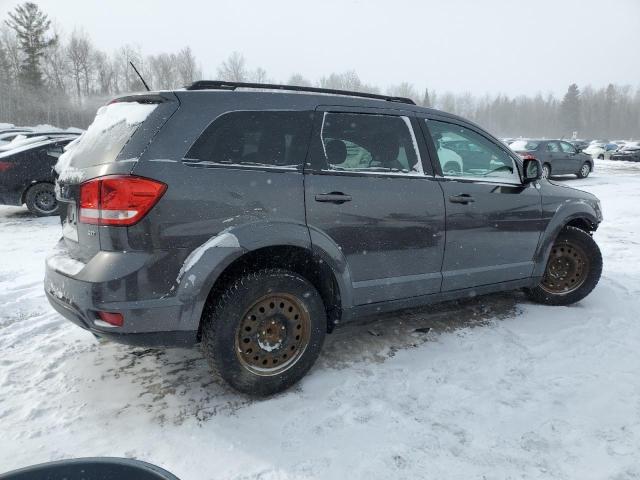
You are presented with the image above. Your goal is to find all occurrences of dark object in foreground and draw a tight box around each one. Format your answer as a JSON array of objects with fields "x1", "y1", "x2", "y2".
[
  {"x1": 0, "y1": 457, "x2": 179, "y2": 480},
  {"x1": 45, "y1": 81, "x2": 604, "y2": 396}
]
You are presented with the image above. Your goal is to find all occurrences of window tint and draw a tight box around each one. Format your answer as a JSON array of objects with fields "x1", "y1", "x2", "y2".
[
  {"x1": 559, "y1": 142, "x2": 576, "y2": 153},
  {"x1": 546, "y1": 142, "x2": 561, "y2": 152},
  {"x1": 426, "y1": 120, "x2": 520, "y2": 183},
  {"x1": 316, "y1": 113, "x2": 423, "y2": 174},
  {"x1": 186, "y1": 111, "x2": 314, "y2": 168}
]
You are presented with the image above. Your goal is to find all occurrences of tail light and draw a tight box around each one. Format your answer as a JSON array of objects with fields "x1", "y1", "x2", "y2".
[
  {"x1": 0, "y1": 161, "x2": 14, "y2": 172},
  {"x1": 519, "y1": 154, "x2": 536, "y2": 161},
  {"x1": 79, "y1": 175, "x2": 166, "y2": 226}
]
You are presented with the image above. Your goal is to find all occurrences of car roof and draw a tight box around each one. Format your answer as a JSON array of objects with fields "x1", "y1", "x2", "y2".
[{"x1": 0, "y1": 135, "x2": 76, "y2": 158}]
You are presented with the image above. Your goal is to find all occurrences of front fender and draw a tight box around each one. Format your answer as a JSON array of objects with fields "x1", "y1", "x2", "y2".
[{"x1": 533, "y1": 196, "x2": 600, "y2": 277}]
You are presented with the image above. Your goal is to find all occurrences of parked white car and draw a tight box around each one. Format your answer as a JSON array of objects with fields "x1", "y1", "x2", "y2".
[{"x1": 584, "y1": 142, "x2": 619, "y2": 160}]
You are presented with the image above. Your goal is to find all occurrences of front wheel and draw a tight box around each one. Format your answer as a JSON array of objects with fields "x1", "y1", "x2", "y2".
[
  {"x1": 201, "y1": 269, "x2": 326, "y2": 396},
  {"x1": 525, "y1": 226, "x2": 602, "y2": 306},
  {"x1": 577, "y1": 162, "x2": 591, "y2": 178},
  {"x1": 25, "y1": 183, "x2": 58, "y2": 216}
]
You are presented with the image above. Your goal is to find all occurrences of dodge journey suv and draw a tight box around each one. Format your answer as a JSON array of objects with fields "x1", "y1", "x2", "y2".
[{"x1": 45, "y1": 81, "x2": 603, "y2": 396}]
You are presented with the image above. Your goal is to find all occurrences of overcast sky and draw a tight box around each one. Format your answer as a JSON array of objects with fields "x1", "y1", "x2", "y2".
[{"x1": 1, "y1": 0, "x2": 638, "y2": 96}]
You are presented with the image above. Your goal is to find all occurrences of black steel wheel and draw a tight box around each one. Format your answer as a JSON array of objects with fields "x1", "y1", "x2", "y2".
[
  {"x1": 201, "y1": 269, "x2": 326, "y2": 396},
  {"x1": 235, "y1": 292, "x2": 312, "y2": 376},
  {"x1": 525, "y1": 226, "x2": 602, "y2": 305},
  {"x1": 25, "y1": 183, "x2": 59, "y2": 216}
]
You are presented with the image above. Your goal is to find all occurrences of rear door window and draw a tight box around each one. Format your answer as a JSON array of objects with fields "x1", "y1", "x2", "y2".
[
  {"x1": 185, "y1": 111, "x2": 314, "y2": 168},
  {"x1": 546, "y1": 142, "x2": 561, "y2": 152},
  {"x1": 313, "y1": 112, "x2": 423, "y2": 175}
]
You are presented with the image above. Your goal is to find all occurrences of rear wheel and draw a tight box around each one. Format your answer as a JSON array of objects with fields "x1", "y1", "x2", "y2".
[
  {"x1": 25, "y1": 183, "x2": 58, "y2": 216},
  {"x1": 597, "y1": 154, "x2": 604, "y2": 160},
  {"x1": 541, "y1": 163, "x2": 551, "y2": 179},
  {"x1": 577, "y1": 162, "x2": 591, "y2": 178},
  {"x1": 525, "y1": 226, "x2": 602, "y2": 306},
  {"x1": 201, "y1": 268, "x2": 326, "y2": 396}
]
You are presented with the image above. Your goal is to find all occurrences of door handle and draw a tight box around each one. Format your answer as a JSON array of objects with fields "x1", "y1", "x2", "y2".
[
  {"x1": 315, "y1": 192, "x2": 352, "y2": 204},
  {"x1": 449, "y1": 194, "x2": 475, "y2": 204}
]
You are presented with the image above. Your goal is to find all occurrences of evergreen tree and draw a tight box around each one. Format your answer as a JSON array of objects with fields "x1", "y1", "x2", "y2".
[
  {"x1": 422, "y1": 88, "x2": 431, "y2": 107},
  {"x1": 560, "y1": 83, "x2": 581, "y2": 136},
  {"x1": 4, "y1": 2, "x2": 56, "y2": 89}
]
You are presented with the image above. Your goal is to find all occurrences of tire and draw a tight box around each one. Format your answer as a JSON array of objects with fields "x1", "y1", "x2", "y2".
[
  {"x1": 577, "y1": 162, "x2": 591, "y2": 179},
  {"x1": 25, "y1": 183, "x2": 58, "y2": 216},
  {"x1": 541, "y1": 163, "x2": 551, "y2": 179},
  {"x1": 597, "y1": 154, "x2": 604, "y2": 160},
  {"x1": 201, "y1": 268, "x2": 327, "y2": 396},
  {"x1": 525, "y1": 226, "x2": 602, "y2": 306}
]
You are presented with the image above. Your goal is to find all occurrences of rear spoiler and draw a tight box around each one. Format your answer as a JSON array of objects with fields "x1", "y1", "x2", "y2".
[{"x1": 109, "y1": 94, "x2": 169, "y2": 105}]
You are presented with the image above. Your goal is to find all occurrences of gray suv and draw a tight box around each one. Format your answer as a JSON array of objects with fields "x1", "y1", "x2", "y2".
[{"x1": 45, "y1": 82, "x2": 603, "y2": 395}]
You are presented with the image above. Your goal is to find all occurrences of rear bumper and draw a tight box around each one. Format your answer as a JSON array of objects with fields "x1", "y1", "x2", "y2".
[{"x1": 44, "y1": 245, "x2": 199, "y2": 348}]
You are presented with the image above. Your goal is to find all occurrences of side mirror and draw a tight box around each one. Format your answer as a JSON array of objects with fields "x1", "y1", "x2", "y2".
[
  {"x1": 523, "y1": 158, "x2": 542, "y2": 183},
  {"x1": 0, "y1": 458, "x2": 180, "y2": 480}
]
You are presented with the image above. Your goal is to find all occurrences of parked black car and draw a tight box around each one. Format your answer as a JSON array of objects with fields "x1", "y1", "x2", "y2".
[
  {"x1": 509, "y1": 139, "x2": 594, "y2": 178},
  {"x1": 0, "y1": 136, "x2": 77, "y2": 215},
  {"x1": 45, "y1": 82, "x2": 603, "y2": 396},
  {"x1": 611, "y1": 143, "x2": 640, "y2": 162}
]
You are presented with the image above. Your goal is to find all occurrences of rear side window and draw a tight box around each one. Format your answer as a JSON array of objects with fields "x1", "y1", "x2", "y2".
[
  {"x1": 186, "y1": 111, "x2": 314, "y2": 168},
  {"x1": 56, "y1": 102, "x2": 157, "y2": 173}
]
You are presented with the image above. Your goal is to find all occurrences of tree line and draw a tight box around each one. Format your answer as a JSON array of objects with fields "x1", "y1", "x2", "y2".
[{"x1": 1, "y1": 2, "x2": 639, "y2": 140}]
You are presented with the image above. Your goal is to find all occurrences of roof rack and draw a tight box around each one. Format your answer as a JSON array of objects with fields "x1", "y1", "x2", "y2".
[{"x1": 185, "y1": 80, "x2": 416, "y2": 105}]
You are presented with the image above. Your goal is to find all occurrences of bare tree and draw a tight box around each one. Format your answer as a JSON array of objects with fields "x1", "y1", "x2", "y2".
[
  {"x1": 288, "y1": 73, "x2": 311, "y2": 87},
  {"x1": 387, "y1": 82, "x2": 417, "y2": 101},
  {"x1": 250, "y1": 66, "x2": 268, "y2": 83},
  {"x1": 319, "y1": 70, "x2": 378, "y2": 93},
  {"x1": 66, "y1": 29, "x2": 93, "y2": 99},
  {"x1": 217, "y1": 51, "x2": 247, "y2": 82},
  {"x1": 93, "y1": 50, "x2": 113, "y2": 95},
  {"x1": 176, "y1": 46, "x2": 199, "y2": 85},
  {"x1": 149, "y1": 52, "x2": 177, "y2": 89}
]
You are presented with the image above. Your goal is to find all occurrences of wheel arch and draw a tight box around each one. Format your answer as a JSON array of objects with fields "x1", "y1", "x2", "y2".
[
  {"x1": 196, "y1": 245, "x2": 345, "y2": 339},
  {"x1": 533, "y1": 209, "x2": 600, "y2": 278}
]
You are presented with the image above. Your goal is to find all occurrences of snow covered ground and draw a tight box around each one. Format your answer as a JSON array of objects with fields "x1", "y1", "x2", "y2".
[{"x1": 1, "y1": 160, "x2": 640, "y2": 479}]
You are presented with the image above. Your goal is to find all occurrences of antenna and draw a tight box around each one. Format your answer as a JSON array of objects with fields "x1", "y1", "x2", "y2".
[{"x1": 129, "y1": 61, "x2": 150, "y2": 92}]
